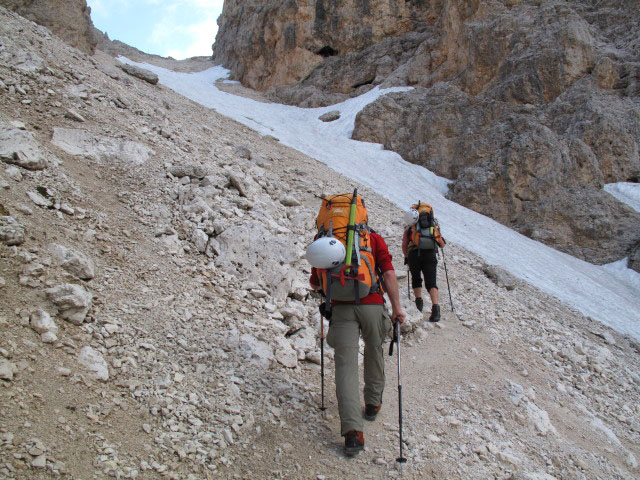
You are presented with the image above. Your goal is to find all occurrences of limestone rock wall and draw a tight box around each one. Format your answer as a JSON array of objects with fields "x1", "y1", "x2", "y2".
[
  {"x1": 212, "y1": 0, "x2": 445, "y2": 91},
  {"x1": 0, "y1": 0, "x2": 98, "y2": 54}
]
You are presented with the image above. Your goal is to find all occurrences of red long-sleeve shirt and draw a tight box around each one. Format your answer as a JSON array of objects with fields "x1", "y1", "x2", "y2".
[{"x1": 310, "y1": 232, "x2": 394, "y2": 305}]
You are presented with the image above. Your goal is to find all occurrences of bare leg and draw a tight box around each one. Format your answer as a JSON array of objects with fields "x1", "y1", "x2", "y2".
[
  {"x1": 413, "y1": 287, "x2": 422, "y2": 299},
  {"x1": 428, "y1": 287, "x2": 439, "y2": 305}
]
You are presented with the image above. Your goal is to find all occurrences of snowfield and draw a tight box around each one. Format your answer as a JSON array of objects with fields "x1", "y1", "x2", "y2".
[
  {"x1": 120, "y1": 58, "x2": 640, "y2": 340},
  {"x1": 605, "y1": 182, "x2": 640, "y2": 214}
]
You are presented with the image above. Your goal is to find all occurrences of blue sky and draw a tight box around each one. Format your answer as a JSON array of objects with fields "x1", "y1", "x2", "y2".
[{"x1": 87, "y1": 0, "x2": 224, "y2": 59}]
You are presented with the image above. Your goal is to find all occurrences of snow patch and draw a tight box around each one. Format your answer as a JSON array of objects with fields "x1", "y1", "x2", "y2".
[{"x1": 604, "y1": 182, "x2": 640, "y2": 212}]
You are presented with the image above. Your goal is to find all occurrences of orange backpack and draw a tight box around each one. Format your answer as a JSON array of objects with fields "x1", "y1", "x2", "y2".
[
  {"x1": 315, "y1": 193, "x2": 379, "y2": 302},
  {"x1": 408, "y1": 202, "x2": 437, "y2": 250}
]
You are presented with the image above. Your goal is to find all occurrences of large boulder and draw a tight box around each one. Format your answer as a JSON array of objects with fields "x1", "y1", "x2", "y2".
[
  {"x1": 352, "y1": 82, "x2": 640, "y2": 267},
  {"x1": 51, "y1": 128, "x2": 154, "y2": 166},
  {"x1": 213, "y1": 220, "x2": 299, "y2": 301},
  {"x1": 48, "y1": 243, "x2": 95, "y2": 280},
  {"x1": 77, "y1": 346, "x2": 109, "y2": 381},
  {"x1": 0, "y1": 127, "x2": 50, "y2": 171},
  {"x1": 46, "y1": 283, "x2": 93, "y2": 325}
]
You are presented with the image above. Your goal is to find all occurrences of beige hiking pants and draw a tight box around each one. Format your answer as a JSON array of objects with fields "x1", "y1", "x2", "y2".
[{"x1": 326, "y1": 304, "x2": 392, "y2": 435}]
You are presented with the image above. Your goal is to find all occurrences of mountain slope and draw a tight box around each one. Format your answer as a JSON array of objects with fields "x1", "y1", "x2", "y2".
[{"x1": 0, "y1": 6, "x2": 639, "y2": 480}]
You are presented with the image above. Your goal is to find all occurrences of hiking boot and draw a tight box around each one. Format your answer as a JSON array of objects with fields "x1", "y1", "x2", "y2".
[
  {"x1": 364, "y1": 403, "x2": 381, "y2": 421},
  {"x1": 429, "y1": 304, "x2": 441, "y2": 322},
  {"x1": 344, "y1": 430, "x2": 365, "y2": 456},
  {"x1": 415, "y1": 297, "x2": 424, "y2": 312}
]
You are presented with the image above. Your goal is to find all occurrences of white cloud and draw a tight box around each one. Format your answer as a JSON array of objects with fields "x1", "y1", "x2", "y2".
[
  {"x1": 89, "y1": 0, "x2": 224, "y2": 59},
  {"x1": 164, "y1": 18, "x2": 219, "y2": 59},
  {"x1": 149, "y1": 1, "x2": 223, "y2": 59},
  {"x1": 87, "y1": 0, "x2": 109, "y2": 18}
]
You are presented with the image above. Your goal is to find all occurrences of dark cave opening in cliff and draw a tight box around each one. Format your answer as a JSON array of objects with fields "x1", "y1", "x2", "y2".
[
  {"x1": 317, "y1": 45, "x2": 338, "y2": 57},
  {"x1": 352, "y1": 78, "x2": 374, "y2": 89}
]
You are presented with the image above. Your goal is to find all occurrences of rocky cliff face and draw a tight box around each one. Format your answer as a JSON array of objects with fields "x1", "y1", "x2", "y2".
[
  {"x1": 212, "y1": 0, "x2": 445, "y2": 91},
  {"x1": 213, "y1": 0, "x2": 640, "y2": 270},
  {"x1": 0, "y1": 0, "x2": 98, "y2": 54}
]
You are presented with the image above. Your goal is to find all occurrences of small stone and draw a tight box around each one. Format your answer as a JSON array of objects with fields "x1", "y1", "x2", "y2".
[
  {"x1": 30, "y1": 309, "x2": 57, "y2": 334},
  {"x1": 41, "y1": 331, "x2": 58, "y2": 343},
  {"x1": 318, "y1": 110, "x2": 341, "y2": 122},
  {"x1": 27, "y1": 191, "x2": 53, "y2": 208},
  {"x1": 64, "y1": 109, "x2": 86, "y2": 122},
  {"x1": 31, "y1": 455, "x2": 47, "y2": 468},
  {"x1": 0, "y1": 359, "x2": 16, "y2": 380},
  {"x1": 446, "y1": 416, "x2": 461, "y2": 427},
  {"x1": 497, "y1": 450, "x2": 520, "y2": 466},
  {"x1": 15, "y1": 205, "x2": 33, "y2": 215},
  {"x1": 4, "y1": 165, "x2": 22, "y2": 181},
  {"x1": 233, "y1": 145, "x2": 251, "y2": 160},
  {"x1": 280, "y1": 195, "x2": 301, "y2": 207},
  {"x1": 77, "y1": 346, "x2": 109, "y2": 381}
]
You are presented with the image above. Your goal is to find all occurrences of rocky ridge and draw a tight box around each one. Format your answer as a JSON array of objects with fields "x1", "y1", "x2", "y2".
[
  {"x1": 213, "y1": 0, "x2": 640, "y2": 271},
  {"x1": 1, "y1": 6, "x2": 639, "y2": 480},
  {"x1": 0, "y1": 0, "x2": 98, "y2": 54}
]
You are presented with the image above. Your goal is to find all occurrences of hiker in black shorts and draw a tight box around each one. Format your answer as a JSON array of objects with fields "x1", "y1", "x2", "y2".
[{"x1": 401, "y1": 204, "x2": 446, "y2": 322}]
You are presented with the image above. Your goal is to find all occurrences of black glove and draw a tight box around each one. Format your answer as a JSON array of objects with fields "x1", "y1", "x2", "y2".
[
  {"x1": 319, "y1": 303, "x2": 332, "y2": 320},
  {"x1": 403, "y1": 256, "x2": 408, "y2": 265}
]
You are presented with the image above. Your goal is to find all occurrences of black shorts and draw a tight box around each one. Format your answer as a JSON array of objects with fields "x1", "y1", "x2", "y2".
[{"x1": 408, "y1": 248, "x2": 438, "y2": 290}]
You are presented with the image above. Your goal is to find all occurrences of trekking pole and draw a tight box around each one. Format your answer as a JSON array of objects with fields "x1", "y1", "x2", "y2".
[
  {"x1": 441, "y1": 247, "x2": 454, "y2": 313},
  {"x1": 320, "y1": 316, "x2": 326, "y2": 411},
  {"x1": 389, "y1": 321, "x2": 407, "y2": 463},
  {"x1": 317, "y1": 297, "x2": 330, "y2": 411},
  {"x1": 407, "y1": 267, "x2": 411, "y2": 300},
  {"x1": 441, "y1": 247, "x2": 464, "y2": 322}
]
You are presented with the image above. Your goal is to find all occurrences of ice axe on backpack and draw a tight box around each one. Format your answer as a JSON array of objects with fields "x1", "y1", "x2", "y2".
[{"x1": 344, "y1": 189, "x2": 357, "y2": 262}]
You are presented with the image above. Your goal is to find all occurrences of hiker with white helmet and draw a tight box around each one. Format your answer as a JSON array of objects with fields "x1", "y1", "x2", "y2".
[
  {"x1": 306, "y1": 190, "x2": 406, "y2": 457},
  {"x1": 402, "y1": 202, "x2": 446, "y2": 322}
]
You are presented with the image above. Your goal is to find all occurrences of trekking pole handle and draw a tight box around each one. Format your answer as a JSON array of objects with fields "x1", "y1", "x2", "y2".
[
  {"x1": 396, "y1": 322, "x2": 402, "y2": 378},
  {"x1": 389, "y1": 322, "x2": 398, "y2": 356}
]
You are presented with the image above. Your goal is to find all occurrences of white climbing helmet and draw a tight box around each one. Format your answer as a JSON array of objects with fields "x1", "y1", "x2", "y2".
[
  {"x1": 305, "y1": 237, "x2": 346, "y2": 269},
  {"x1": 403, "y1": 209, "x2": 419, "y2": 226}
]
